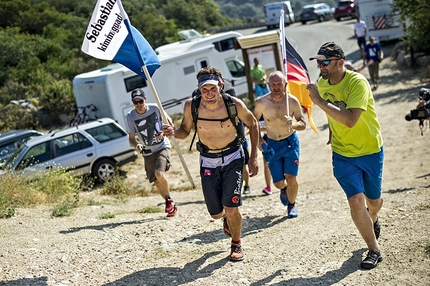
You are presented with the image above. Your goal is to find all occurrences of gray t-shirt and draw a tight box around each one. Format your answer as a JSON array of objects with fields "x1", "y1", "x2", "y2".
[{"x1": 126, "y1": 104, "x2": 171, "y2": 156}]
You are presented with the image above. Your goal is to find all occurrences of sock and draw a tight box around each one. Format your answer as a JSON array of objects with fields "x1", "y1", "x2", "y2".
[{"x1": 231, "y1": 240, "x2": 241, "y2": 245}]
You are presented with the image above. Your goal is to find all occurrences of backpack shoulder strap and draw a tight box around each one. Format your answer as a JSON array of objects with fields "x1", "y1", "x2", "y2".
[{"x1": 189, "y1": 95, "x2": 201, "y2": 151}]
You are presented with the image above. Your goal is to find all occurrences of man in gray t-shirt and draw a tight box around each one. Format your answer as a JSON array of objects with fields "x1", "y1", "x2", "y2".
[{"x1": 126, "y1": 88, "x2": 177, "y2": 217}]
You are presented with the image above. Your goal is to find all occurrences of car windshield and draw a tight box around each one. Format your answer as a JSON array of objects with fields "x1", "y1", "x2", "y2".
[
  {"x1": 302, "y1": 7, "x2": 315, "y2": 12},
  {"x1": 2, "y1": 144, "x2": 26, "y2": 170},
  {"x1": 338, "y1": 1, "x2": 352, "y2": 6}
]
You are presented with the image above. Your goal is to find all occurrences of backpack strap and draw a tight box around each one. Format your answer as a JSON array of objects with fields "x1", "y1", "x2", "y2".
[{"x1": 189, "y1": 95, "x2": 201, "y2": 151}]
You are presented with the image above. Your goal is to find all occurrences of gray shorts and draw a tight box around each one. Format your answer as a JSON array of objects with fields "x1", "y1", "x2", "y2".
[{"x1": 143, "y1": 148, "x2": 171, "y2": 183}]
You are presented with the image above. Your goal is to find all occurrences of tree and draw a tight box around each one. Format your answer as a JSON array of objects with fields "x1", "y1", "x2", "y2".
[{"x1": 393, "y1": 0, "x2": 430, "y2": 52}]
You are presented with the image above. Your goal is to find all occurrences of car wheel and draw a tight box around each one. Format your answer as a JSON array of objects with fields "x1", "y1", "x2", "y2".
[
  {"x1": 336, "y1": 17, "x2": 341, "y2": 21},
  {"x1": 318, "y1": 15, "x2": 324, "y2": 22},
  {"x1": 301, "y1": 21, "x2": 306, "y2": 25},
  {"x1": 93, "y1": 159, "x2": 116, "y2": 183}
]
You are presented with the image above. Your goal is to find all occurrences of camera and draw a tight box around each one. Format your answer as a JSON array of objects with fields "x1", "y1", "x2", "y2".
[{"x1": 405, "y1": 87, "x2": 430, "y2": 135}]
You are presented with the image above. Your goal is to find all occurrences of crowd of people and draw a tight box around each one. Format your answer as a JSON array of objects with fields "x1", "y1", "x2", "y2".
[{"x1": 127, "y1": 27, "x2": 385, "y2": 269}]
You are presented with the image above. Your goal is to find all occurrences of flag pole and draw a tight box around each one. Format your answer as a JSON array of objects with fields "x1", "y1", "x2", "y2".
[
  {"x1": 279, "y1": 10, "x2": 290, "y2": 132},
  {"x1": 118, "y1": 1, "x2": 195, "y2": 188},
  {"x1": 142, "y1": 66, "x2": 195, "y2": 188}
]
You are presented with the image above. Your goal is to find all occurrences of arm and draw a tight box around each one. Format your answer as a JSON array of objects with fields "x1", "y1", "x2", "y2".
[
  {"x1": 128, "y1": 132, "x2": 142, "y2": 154},
  {"x1": 163, "y1": 99, "x2": 193, "y2": 139},
  {"x1": 307, "y1": 84, "x2": 362, "y2": 128},
  {"x1": 288, "y1": 95, "x2": 306, "y2": 131},
  {"x1": 234, "y1": 98, "x2": 259, "y2": 177},
  {"x1": 252, "y1": 100, "x2": 265, "y2": 151}
]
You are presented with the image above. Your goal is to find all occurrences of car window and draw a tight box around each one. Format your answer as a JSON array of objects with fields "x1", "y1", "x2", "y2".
[
  {"x1": 0, "y1": 141, "x2": 20, "y2": 163},
  {"x1": 17, "y1": 141, "x2": 52, "y2": 170},
  {"x1": 85, "y1": 123, "x2": 126, "y2": 143},
  {"x1": 54, "y1": 133, "x2": 93, "y2": 157}
]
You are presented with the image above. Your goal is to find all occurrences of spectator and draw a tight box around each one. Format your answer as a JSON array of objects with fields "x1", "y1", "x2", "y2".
[
  {"x1": 363, "y1": 36, "x2": 384, "y2": 91},
  {"x1": 354, "y1": 17, "x2": 367, "y2": 64},
  {"x1": 250, "y1": 58, "x2": 270, "y2": 97}
]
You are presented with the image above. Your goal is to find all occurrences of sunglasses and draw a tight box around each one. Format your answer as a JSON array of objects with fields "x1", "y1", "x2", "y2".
[
  {"x1": 317, "y1": 59, "x2": 339, "y2": 67},
  {"x1": 133, "y1": 100, "x2": 144, "y2": 105}
]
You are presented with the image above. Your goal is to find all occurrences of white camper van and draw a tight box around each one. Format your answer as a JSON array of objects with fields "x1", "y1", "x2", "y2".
[
  {"x1": 356, "y1": 0, "x2": 406, "y2": 42},
  {"x1": 72, "y1": 30, "x2": 247, "y2": 129},
  {"x1": 264, "y1": 1, "x2": 295, "y2": 29}
]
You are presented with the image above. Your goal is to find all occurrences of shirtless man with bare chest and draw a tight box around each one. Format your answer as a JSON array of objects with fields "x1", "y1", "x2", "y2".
[
  {"x1": 164, "y1": 66, "x2": 259, "y2": 261},
  {"x1": 253, "y1": 71, "x2": 306, "y2": 218}
]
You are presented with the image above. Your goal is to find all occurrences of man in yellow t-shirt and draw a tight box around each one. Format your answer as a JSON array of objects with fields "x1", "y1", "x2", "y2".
[{"x1": 307, "y1": 42, "x2": 384, "y2": 270}]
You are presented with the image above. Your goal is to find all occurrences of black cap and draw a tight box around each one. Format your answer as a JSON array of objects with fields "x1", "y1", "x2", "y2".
[
  {"x1": 309, "y1": 42, "x2": 345, "y2": 61},
  {"x1": 131, "y1": 88, "x2": 145, "y2": 100}
]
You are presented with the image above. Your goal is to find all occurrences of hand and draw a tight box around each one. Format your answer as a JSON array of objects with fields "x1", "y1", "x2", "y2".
[
  {"x1": 306, "y1": 83, "x2": 322, "y2": 105},
  {"x1": 247, "y1": 157, "x2": 259, "y2": 177},
  {"x1": 162, "y1": 123, "x2": 175, "y2": 137},
  {"x1": 135, "y1": 144, "x2": 144, "y2": 154}
]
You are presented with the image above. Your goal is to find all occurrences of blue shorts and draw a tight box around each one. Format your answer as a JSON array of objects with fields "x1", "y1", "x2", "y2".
[
  {"x1": 255, "y1": 84, "x2": 270, "y2": 97},
  {"x1": 265, "y1": 132, "x2": 300, "y2": 183},
  {"x1": 200, "y1": 147, "x2": 244, "y2": 215},
  {"x1": 332, "y1": 147, "x2": 384, "y2": 199}
]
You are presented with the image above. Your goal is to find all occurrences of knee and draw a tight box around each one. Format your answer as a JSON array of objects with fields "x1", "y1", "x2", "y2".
[
  {"x1": 348, "y1": 193, "x2": 365, "y2": 210},
  {"x1": 224, "y1": 207, "x2": 239, "y2": 218},
  {"x1": 285, "y1": 175, "x2": 297, "y2": 186},
  {"x1": 273, "y1": 181, "x2": 285, "y2": 189},
  {"x1": 154, "y1": 170, "x2": 165, "y2": 180}
]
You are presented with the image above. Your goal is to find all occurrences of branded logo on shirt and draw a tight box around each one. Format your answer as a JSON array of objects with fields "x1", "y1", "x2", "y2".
[
  {"x1": 231, "y1": 195, "x2": 239, "y2": 204},
  {"x1": 204, "y1": 169, "x2": 211, "y2": 176}
]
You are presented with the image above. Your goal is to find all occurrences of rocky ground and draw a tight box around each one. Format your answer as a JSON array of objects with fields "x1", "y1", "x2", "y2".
[{"x1": 0, "y1": 46, "x2": 429, "y2": 286}]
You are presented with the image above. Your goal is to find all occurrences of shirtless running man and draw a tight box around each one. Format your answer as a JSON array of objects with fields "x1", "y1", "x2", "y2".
[{"x1": 253, "y1": 71, "x2": 306, "y2": 218}]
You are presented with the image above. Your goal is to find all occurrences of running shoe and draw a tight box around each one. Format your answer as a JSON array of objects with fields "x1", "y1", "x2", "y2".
[
  {"x1": 280, "y1": 187, "x2": 289, "y2": 206},
  {"x1": 230, "y1": 242, "x2": 244, "y2": 261},
  {"x1": 374, "y1": 218, "x2": 381, "y2": 240},
  {"x1": 223, "y1": 217, "x2": 231, "y2": 237},
  {"x1": 262, "y1": 186, "x2": 272, "y2": 195},
  {"x1": 361, "y1": 250, "x2": 383, "y2": 269},
  {"x1": 243, "y1": 186, "x2": 250, "y2": 194},
  {"x1": 287, "y1": 203, "x2": 298, "y2": 218},
  {"x1": 165, "y1": 199, "x2": 177, "y2": 217}
]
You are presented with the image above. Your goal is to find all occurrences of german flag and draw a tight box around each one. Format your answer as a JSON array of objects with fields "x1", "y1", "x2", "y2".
[{"x1": 283, "y1": 37, "x2": 318, "y2": 134}]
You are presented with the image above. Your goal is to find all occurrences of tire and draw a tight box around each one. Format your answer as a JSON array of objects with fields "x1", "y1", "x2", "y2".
[
  {"x1": 301, "y1": 21, "x2": 306, "y2": 25},
  {"x1": 93, "y1": 159, "x2": 117, "y2": 183},
  {"x1": 336, "y1": 17, "x2": 341, "y2": 22},
  {"x1": 318, "y1": 15, "x2": 324, "y2": 22}
]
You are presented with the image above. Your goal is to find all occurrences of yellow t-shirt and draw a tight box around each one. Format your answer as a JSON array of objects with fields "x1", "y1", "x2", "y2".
[{"x1": 317, "y1": 70, "x2": 383, "y2": 157}]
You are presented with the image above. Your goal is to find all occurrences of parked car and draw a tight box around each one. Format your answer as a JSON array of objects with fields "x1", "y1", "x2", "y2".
[
  {"x1": 1, "y1": 118, "x2": 137, "y2": 182},
  {"x1": 334, "y1": 0, "x2": 357, "y2": 21},
  {"x1": 0, "y1": 130, "x2": 44, "y2": 166},
  {"x1": 264, "y1": 1, "x2": 295, "y2": 29},
  {"x1": 299, "y1": 3, "x2": 334, "y2": 24}
]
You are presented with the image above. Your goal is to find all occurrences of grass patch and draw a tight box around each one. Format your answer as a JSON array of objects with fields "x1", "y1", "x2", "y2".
[
  {"x1": 98, "y1": 212, "x2": 115, "y2": 219},
  {"x1": 139, "y1": 206, "x2": 163, "y2": 213}
]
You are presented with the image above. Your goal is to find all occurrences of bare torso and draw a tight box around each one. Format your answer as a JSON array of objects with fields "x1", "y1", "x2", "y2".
[
  {"x1": 196, "y1": 99, "x2": 238, "y2": 150},
  {"x1": 258, "y1": 94, "x2": 297, "y2": 140}
]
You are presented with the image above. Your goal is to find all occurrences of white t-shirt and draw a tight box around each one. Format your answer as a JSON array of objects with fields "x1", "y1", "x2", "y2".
[{"x1": 354, "y1": 20, "x2": 367, "y2": 37}]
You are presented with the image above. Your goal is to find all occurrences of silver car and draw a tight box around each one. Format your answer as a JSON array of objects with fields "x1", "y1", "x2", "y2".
[
  {"x1": 299, "y1": 3, "x2": 334, "y2": 24},
  {"x1": 1, "y1": 118, "x2": 137, "y2": 182}
]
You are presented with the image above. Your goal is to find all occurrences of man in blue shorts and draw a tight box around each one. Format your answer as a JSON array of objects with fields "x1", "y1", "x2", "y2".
[
  {"x1": 307, "y1": 42, "x2": 384, "y2": 269},
  {"x1": 164, "y1": 66, "x2": 259, "y2": 261},
  {"x1": 253, "y1": 71, "x2": 306, "y2": 218}
]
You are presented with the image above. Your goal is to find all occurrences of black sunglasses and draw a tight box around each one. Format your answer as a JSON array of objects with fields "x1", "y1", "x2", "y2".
[
  {"x1": 317, "y1": 58, "x2": 339, "y2": 67},
  {"x1": 133, "y1": 100, "x2": 144, "y2": 105}
]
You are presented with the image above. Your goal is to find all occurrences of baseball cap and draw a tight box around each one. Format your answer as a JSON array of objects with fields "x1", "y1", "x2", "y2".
[
  {"x1": 131, "y1": 88, "x2": 145, "y2": 100},
  {"x1": 309, "y1": 42, "x2": 345, "y2": 61},
  {"x1": 197, "y1": 73, "x2": 221, "y2": 88}
]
